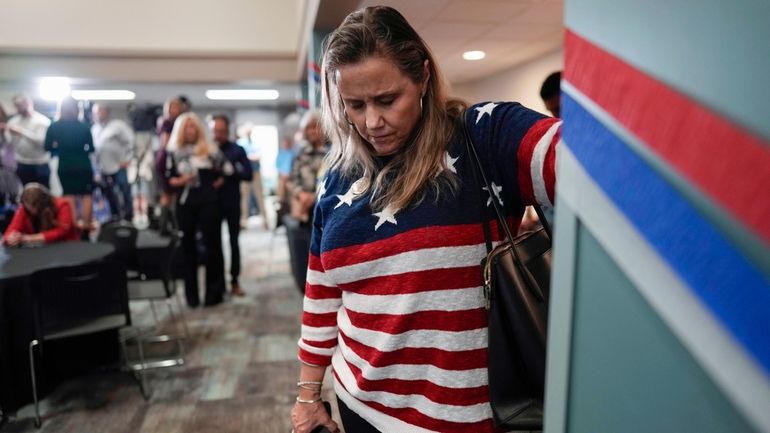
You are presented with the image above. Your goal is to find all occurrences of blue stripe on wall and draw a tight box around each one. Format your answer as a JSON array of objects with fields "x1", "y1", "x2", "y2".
[{"x1": 561, "y1": 92, "x2": 770, "y2": 376}]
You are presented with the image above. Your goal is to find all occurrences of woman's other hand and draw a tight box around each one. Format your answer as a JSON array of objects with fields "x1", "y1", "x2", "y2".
[
  {"x1": 4, "y1": 231, "x2": 22, "y2": 247},
  {"x1": 290, "y1": 400, "x2": 339, "y2": 433}
]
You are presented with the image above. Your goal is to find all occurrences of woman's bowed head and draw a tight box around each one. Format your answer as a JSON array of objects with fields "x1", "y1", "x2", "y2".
[
  {"x1": 4, "y1": 183, "x2": 80, "y2": 247},
  {"x1": 321, "y1": 5, "x2": 466, "y2": 213}
]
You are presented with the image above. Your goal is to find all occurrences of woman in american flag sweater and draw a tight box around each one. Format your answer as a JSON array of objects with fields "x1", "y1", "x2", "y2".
[{"x1": 291, "y1": 6, "x2": 560, "y2": 433}]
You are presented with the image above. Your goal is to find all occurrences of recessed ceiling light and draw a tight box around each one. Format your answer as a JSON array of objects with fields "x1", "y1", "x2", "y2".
[
  {"x1": 205, "y1": 89, "x2": 279, "y2": 100},
  {"x1": 71, "y1": 90, "x2": 136, "y2": 101},
  {"x1": 462, "y1": 50, "x2": 486, "y2": 61},
  {"x1": 39, "y1": 77, "x2": 71, "y2": 101}
]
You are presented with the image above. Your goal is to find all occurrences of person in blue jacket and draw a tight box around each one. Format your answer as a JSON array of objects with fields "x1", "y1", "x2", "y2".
[{"x1": 208, "y1": 113, "x2": 253, "y2": 296}]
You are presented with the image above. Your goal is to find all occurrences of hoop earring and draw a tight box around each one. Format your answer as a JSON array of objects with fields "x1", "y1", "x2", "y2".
[{"x1": 420, "y1": 96, "x2": 424, "y2": 117}]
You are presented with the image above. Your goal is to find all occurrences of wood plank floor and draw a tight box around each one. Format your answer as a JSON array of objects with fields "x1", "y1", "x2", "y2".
[{"x1": 1, "y1": 223, "x2": 339, "y2": 433}]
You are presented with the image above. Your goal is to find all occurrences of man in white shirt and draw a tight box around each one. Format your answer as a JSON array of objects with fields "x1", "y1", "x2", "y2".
[
  {"x1": 0, "y1": 95, "x2": 51, "y2": 187},
  {"x1": 91, "y1": 103, "x2": 135, "y2": 221}
]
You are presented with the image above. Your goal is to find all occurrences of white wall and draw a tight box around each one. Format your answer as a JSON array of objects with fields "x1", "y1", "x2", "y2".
[
  {"x1": 452, "y1": 49, "x2": 564, "y2": 116},
  {"x1": 0, "y1": 0, "x2": 301, "y2": 55}
]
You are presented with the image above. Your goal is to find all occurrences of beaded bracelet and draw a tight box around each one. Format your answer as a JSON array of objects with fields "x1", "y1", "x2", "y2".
[{"x1": 295, "y1": 395, "x2": 323, "y2": 404}]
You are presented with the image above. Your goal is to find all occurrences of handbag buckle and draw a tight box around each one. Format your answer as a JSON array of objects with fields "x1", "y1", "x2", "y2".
[{"x1": 482, "y1": 256, "x2": 493, "y2": 310}]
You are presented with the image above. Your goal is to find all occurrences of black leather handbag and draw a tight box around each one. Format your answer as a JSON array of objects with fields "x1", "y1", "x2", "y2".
[{"x1": 462, "y1": 116, "x2": 552, "y2": 431}]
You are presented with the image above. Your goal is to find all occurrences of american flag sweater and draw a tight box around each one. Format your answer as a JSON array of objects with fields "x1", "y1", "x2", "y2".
[{"x1": 299, "y1": 102, "x2": 561, "y2": 433}]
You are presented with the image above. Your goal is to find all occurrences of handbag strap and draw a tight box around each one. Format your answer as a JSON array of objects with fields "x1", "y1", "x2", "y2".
[
  {"x1": 460, "y1": 112, "x2": 515, "y2": 250},
  {"x1": 461, "y1": 115, "x2": 494, "y2": 253},
  {"x1": 460, "y1": 112, "x2": 552, "y2": 246},
  {"x1": 533, "y1": 205, "x2": 552, "y2": 240}
]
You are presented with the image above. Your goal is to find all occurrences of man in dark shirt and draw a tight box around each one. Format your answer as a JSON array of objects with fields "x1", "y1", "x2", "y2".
[{"x1": 208, "y1": 113, "x2": 253, "y2": 296}]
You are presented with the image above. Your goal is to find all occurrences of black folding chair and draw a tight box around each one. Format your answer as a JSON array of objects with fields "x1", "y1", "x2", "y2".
[
  {"x1": 28, "y1": 261, "x2": 147, "y2": 428},
  {"x1": 97, "y1": 220, "x2": 139, "y2": 274},
  {"x1": 127, "y1": 232, "x2": 187, "y2": 369}
]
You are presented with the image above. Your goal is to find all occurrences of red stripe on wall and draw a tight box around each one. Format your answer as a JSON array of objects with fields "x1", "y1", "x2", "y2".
[{"x1": 564, "y1": 29, "x2": 770, "y2": 244}]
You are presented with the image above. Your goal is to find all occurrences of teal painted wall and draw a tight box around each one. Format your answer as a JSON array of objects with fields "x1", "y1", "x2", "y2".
[{"x1": 566, "y1": 226, "x2": 757, "y2": 433}]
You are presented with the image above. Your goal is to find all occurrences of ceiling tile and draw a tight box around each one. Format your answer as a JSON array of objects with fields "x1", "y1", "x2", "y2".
[
  {"x1": 358, "y1": 0, "x2": 450, "y2": 28},
  {"x1": 509, "y1": 2, "x2": 564, "y2": 25},
  {"x1": 435, "y1": 0, "x2": 533, "y2": 23},
  {"x1": 420, "y1": 22, "x2": 492, "y2": 41},
  {"x1": 484, "y1": 22, "x2": 561, "y2": 42}
]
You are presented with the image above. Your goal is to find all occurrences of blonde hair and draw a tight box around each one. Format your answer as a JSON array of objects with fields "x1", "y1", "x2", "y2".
[
  {"x1": 170, "y1": 112, "x2": 213, "y2": 157},
  {"x1": 321, "y1": 6, "x2": 466, "y2": 211}
]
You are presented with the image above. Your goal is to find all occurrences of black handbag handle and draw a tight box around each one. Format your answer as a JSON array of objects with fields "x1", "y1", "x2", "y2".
[{"x1": 460, "y1": 112, "x2": 552, "y2": 245}]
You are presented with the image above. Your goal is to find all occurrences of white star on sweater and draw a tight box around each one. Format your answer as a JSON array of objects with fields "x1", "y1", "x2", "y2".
[
  {"x1": 483, "y1": 182, "x2": 504, "y2": 207},
  {"x1": 475, "y1": 102, "x2": 498, "y2": 124},
  {"x1": 335, "y1": 187, "x2": 356, "y2": 209},
  {"x1": 373, "y1": 205, "x2": 399, "y2": 231},
  {"x1": 317, "y1": 178, "x2": 327, "y2": 198},
  {"x1": 334, "y1": 177, "x2": 366, "y2": 209},
  {"x1": 445, "y1": 152, "x2": 458, "y2": 174}
]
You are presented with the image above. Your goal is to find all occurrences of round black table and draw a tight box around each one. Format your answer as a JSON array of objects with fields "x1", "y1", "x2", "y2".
[
  {"x1": 136, "y1": 229, "x2": 171, "y2": 251},
  {"x1": 0, "y1": 241, "x2": 115, "y2": 415},
  {"x1": 0, "y1": 241, "x2": 115, "y2": 281}
]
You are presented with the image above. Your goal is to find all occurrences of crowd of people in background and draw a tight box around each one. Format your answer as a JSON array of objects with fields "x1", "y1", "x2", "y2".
[
  {"x1": 0, "y1": 73, "x2": 561, "y2": 308},
  {"x1": 0, "y1": 66, "x2": 561, "y2": 307},
  {"x1": 0, "y1": 92, "x2": 331, "y2": 304}
]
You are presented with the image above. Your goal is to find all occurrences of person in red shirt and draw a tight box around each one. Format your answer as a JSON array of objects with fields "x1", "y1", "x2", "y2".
[{"x1": 3, "y1": 183, "x2": 80, "y2": 246}]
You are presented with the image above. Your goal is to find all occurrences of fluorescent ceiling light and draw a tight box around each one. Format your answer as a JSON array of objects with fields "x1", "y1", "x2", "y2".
[
  {"x1": 205, "y1": 89, "x2": 279, "y2": 100},
  {"x1": 39, "y1": 77, "x2": 71, "y2": 101},
  {"x1": 71, "y1": 90, "x2": 136, "y2": 101},
  {"x1": 462, "y1": 50, "x2": 486, "y2": 61}
]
